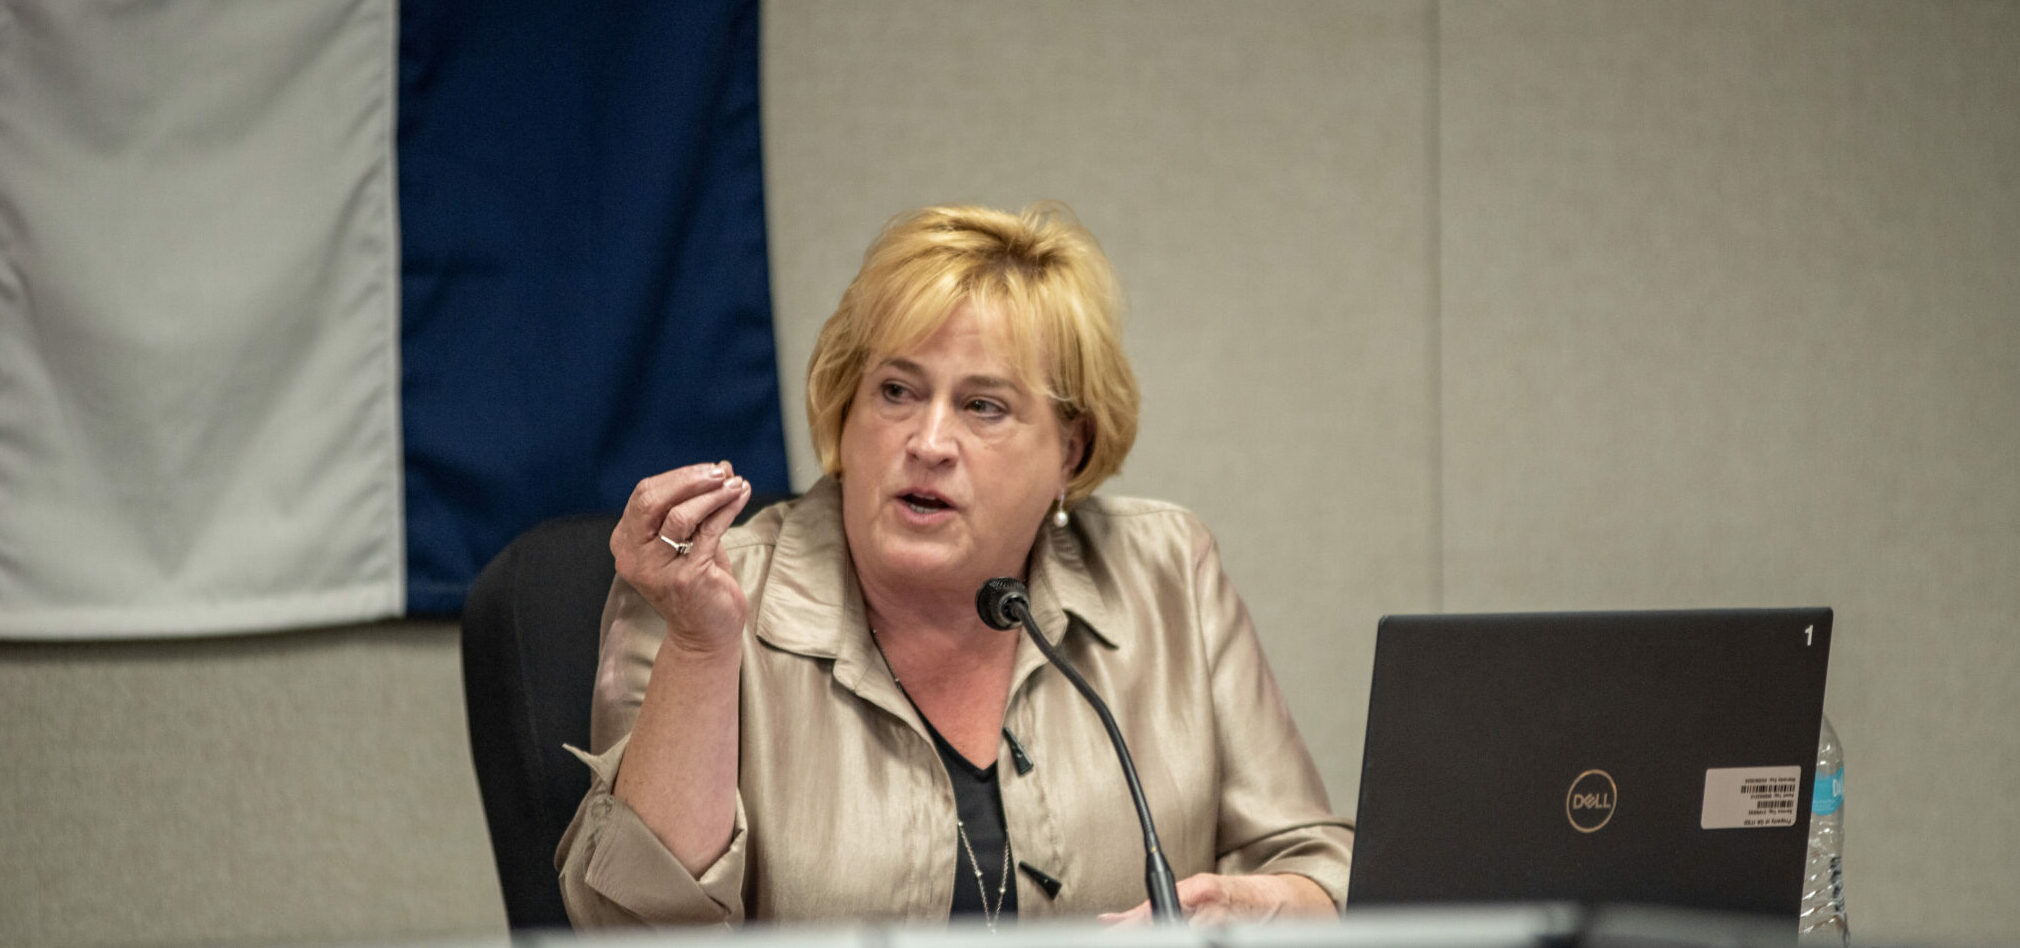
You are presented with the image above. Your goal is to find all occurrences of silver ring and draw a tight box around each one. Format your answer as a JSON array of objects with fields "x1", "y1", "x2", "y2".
[{"x1": 659, "y1": 535, "x2": 695, "y2": 556}]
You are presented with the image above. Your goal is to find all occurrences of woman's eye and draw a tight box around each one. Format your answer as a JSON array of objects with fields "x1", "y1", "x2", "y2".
[
  {"x1": 967, "y1": 398, "x2": 1007, "y2": 417},
  {"x1": 880, "y1": 381, "x2": 909, "y2": 401}
]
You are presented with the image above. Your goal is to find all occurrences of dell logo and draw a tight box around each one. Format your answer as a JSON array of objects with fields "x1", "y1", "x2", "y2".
[{"x1": 1566, "y1": 769, "x2": 1618, "y2": 833}]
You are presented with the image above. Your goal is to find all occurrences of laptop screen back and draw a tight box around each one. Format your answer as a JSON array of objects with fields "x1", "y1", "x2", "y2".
[{"x1": 1345, "y1": 608, "x2": 1832, "y2": 918}]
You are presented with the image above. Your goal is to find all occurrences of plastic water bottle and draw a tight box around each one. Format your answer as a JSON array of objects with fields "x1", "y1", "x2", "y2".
[{"x1": 1799, "y1": 715, "x2": 1848, "y2": 945}]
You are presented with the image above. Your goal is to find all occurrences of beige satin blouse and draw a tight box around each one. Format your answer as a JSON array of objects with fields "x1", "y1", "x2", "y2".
[{"x1": 555, "y1": 477, "x2": 1353, "y2": 927}]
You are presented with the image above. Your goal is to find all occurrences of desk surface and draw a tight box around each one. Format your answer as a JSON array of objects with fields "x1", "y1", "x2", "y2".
[{"x1": 466, "y1": 905, "x2": 1800, "y2": 948}]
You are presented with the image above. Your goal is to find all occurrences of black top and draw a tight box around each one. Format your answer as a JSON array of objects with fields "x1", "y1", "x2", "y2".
[{"x1": 920, "y1": 717, "x2": 1019, "y2": 921}]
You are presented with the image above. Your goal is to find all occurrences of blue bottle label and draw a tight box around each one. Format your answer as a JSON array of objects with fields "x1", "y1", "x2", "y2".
[{"x1": 1812, "y1": 765, "x2": 1844, "y2": 816}]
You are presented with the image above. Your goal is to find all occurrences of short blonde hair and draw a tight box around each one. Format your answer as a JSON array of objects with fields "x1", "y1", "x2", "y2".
[{"x1": 805, "y1": 203, "x2": 1139, "y2": 504}]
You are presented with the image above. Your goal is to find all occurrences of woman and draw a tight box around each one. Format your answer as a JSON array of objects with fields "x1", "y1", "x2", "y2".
[{"x1": 557, "y1": 203, "x2": 1352, "y2": 927}]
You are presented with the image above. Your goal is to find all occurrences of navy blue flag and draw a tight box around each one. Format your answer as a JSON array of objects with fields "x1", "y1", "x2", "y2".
[{"x1": 397, "y1": 0, "x2": 787, "y2": 614}]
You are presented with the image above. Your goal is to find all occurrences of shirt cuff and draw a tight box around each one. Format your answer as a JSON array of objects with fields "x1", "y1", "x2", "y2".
[
  {"x1": 1219, "y1": 821, "x2": 1355, "y2": 910},
  {"x1": 559, "y1": 737, "x2": 749, "y2": 926}
]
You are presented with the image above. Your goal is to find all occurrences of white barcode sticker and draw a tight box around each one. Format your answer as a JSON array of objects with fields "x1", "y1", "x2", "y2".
[{"x1": 1701, "y1": 766, "x2": 1801, "y2": 829}]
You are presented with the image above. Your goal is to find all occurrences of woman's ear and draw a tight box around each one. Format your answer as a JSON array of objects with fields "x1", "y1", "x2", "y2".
[{"x1": 1060, "y1": 417, "x2": 1091, "y2": 481}]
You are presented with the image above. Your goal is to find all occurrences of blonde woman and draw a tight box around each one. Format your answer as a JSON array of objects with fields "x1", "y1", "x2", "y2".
[{"x1": 558, "y1": 204, "x2": 1352, "y2": 927}]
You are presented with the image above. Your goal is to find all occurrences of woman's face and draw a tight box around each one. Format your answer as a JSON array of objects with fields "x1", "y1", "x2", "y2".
[{"x1": 838, "y1": 301, "x2": 1084, "y2": 597}]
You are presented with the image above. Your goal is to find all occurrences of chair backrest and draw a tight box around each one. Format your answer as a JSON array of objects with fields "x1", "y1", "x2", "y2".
[
  {"x1": 461, "y1": 512, "x2": 621, "y2": 930},
  {"x1": 461, "y1": 496, "x2": 789, "y2": 929}
]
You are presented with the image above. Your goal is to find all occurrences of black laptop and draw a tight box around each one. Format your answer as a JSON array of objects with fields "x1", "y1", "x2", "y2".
[{"x1": 1345, "y1": 608, "x2": 1833, "y2": 921}]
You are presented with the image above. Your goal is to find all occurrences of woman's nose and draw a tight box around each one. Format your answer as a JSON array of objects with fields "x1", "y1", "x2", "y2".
[{"x1": 908, "y1": 401, "x2": 958, "y2": 462}]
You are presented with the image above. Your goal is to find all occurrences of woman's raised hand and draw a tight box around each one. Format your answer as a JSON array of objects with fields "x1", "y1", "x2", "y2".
[
  {"x1": 612, "y1": 461, "x2": 753, "y2": 654},
  {"x1": 609, "y1": 462, "x2": 753, "y2": 875}
]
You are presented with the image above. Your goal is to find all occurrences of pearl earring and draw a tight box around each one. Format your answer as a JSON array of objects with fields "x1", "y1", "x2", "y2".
[{"x1": 1052, "y1": 491, "x2": 1069, "y2": 528}]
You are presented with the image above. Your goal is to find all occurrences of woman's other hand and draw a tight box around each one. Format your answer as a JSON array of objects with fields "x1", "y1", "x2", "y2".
[
  {"x1": 612, "y1": 461, "x2": 753, "y2": 654},
  {"x1": 1098, "y1": 872, "x2": 1336, "y2": 926}
]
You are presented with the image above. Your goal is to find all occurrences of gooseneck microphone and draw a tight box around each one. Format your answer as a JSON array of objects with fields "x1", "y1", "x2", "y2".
[{"x1": 977, "y1": 577, "x2": 1182, "y2": 922}]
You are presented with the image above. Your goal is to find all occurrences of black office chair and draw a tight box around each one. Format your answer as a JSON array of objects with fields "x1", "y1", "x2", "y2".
[
  {"x1": 461, "y1": 498, "x2": 785, "y2": 930},
  {"x1": 460, "y1": 512, "x2": 620, "y2": 930}
]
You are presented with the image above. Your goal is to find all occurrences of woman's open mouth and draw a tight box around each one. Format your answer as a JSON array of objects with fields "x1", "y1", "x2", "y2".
[{"x1": 898, "y1": 492, "x2": 953, "y2": 515}]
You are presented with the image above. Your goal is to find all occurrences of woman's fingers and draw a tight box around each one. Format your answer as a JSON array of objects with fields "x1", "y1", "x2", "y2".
[
  {"x1": 1098, "y1": 875, "x2": 1222, "y2": 927},
  {"x1": 664, "y1": 475, "x2": 751, "y2": 562},
  {"x1": 1097, "y1": 902, "x2": 1151, "y2": 927},
  {"x1": 617, "y1": 461, "x2": 732, "y2": 553},
  {"x1": 654, "y1": 474, "x2": 748, "y2": 561},
  {"x1": 1098, "y1": 873, "x2": 1329, "y2": 927}
]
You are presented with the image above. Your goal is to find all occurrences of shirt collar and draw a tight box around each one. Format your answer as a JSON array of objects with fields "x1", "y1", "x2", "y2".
[{"x1": 1026, "y1": 502, "x2": 1119, "y2": 650}]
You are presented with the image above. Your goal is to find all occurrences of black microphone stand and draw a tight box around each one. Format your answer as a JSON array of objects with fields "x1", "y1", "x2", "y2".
[{"x1": 979, "y1": 579, "x2": 1182, "y2": 922}]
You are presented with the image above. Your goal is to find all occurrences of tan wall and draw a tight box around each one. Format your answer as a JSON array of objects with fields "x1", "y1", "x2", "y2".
[
  {"x1": 1435, "y1": 2, "x2": 2020, "y2": 935},
  {"x1": 1, "y1": 2, "x2": 2013, "y2": 944},
  {"x1": 0, "y1": 623, "x2": 503, "y2": 946}
]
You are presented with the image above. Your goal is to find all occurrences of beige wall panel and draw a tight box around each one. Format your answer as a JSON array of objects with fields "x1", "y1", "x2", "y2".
[
  {"x1": 1440, "y1": 2, "x2": 2020, "y2": 940},
  {"x1": 763, "y1": 0, "x2": 1439, "y2": 808},
  {"x1": 0, "y1": 623, "x2": 506, "y2": 946}
]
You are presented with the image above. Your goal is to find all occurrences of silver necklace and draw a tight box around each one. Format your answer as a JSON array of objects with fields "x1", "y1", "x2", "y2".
[
  {"x1": 869, "y1": 628, "x2": 1012, "y2": 930},
  {"x1": 956, "y1": 817, "x2": 1012, "y2": 931}
]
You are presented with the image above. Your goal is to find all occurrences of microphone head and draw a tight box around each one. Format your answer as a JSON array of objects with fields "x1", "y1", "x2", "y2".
[{"x1": 976, "y1": 577, "x2": 1030, "y2": 630}]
